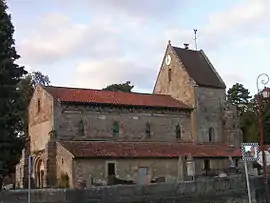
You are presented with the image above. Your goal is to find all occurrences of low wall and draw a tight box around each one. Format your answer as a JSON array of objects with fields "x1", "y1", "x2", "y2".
[{"x1": 0, "y1": 176, "x2": 266, "y2": 203}]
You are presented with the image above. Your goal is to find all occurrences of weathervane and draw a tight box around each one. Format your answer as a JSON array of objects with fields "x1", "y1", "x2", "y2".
[{"x1": 193, "y1": 29, "x2": 198, "y2": 50}]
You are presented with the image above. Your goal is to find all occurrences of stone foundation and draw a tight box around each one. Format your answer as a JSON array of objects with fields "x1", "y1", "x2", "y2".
[{"x1": 0, "y1": 176, "x2": 266, "y2": 203}]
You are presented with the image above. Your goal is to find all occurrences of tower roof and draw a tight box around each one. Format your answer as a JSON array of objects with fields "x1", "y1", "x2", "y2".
[{"x1": 172, "y1": 46, "x2": 226, "y2": 89}]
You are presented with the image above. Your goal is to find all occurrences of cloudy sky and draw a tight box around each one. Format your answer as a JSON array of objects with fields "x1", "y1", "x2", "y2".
[{"x1": 7, "y1": 0, "x2": 270, "y2": 94}]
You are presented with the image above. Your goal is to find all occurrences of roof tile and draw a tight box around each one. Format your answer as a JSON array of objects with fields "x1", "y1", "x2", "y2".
[
  {"x1": 59, "y1": 141, "x2": 241, "y2": 158},
  {"x1": 45, "y1": 86, "x2": 190, "y2": 109}
]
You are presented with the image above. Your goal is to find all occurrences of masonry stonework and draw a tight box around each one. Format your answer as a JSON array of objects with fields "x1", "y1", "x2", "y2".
[
  {"x1": 66, "y1": 156, "x2": 228, "y2": 188},
  {"x1": 194, "y1": 87, "x2": 226, "y2": 143},
  {"x1": 223, "y1": 102, "x2": 243, "y2": 147},
  {"x1": 28, "y1": 85, "x2": 54, "y2": 152},
  {"x1": 53, "y1": 104, "x2": 192, "y2": 142},
  {"x1": 153, "y1": 43, "x2": 241, "y2": 146},
  {"x1": 55, "y1": 142, "x2": 74, "y2": 187},
  {"x1": 73, "y1": 158, "x2": 181, "y2": 187},
  {"x1": 15, "y1": 149, "x2": 26, "y2": 188},
  {"x1": 153, "y1": 45, "x2": 197, "y2": 140},
  {"x1": 1, "y1": 176, "x2": 266, "y2": 203},
  {"x1": 153, "y1": 45, "x2": 196, "y2": 107}
]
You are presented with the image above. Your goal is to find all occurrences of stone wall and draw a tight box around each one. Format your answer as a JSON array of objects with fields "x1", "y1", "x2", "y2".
[
  {"x1": 44, "y1": 141, "x2": 57, "y2": 187},
  {"x1": 72, "y1": 157, "x2": 228, "y2": 188},
  {"x1": 53, "y1": 102, "x2": 192, "y2": 142},
  {"x1": 15, "y1": 149, "x2": 26, "y2": 188},
  {"x1": 194, "y1": 86, "x2": 226, "y2": 143},
  {"x1": 223, "y1": 102, "x2": 243, "y2": 147},
  {"x1": 0, "y1": 176, "x2": 266, "y2": 203},
  {"x1": 153, "y1": 44, "x2": 197, "y2": 140},
  {"x1": 28, "y1": 85, "x2": 54, "y2": 152},
  {"x1": 73, "y1": 158, "x2": 182, "y2": 187},
  {"x1": 153, "y1": 44, "x2": 196, "y2": 107},
  {"x1": 152, "y1": 43, "x2": 243, "y2": 147},
  {"x1": 55, "y1": 142, "x2": 74, "y2": 188}
]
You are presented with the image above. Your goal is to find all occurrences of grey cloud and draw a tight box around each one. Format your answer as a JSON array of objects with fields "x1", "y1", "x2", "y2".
[
  {"x1": 73, "y1": 57, "x2": 158, "y2": 91},
  {"x1": 162, "y1": 0, "x2": 270, "y2": 52},
  {"x1": 200, "y1": 0, "x2": 270, "y2": 50},
  {"x1": 87, "y1": 0, "x2": 191, "y2": 20},
  {"x1": 17, "y1": 13, "x2": 122, "y2": 65}
]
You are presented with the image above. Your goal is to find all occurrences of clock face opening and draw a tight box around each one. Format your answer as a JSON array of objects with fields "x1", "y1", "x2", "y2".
[{"x1": 165, "y1": 55, "x2": 171, "y2": 65}]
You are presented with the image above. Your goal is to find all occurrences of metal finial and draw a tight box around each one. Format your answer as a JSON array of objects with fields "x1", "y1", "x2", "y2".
[
  {"x1": 256, "y1": 73, "x2": 269, "y2": 93},
  {"x1": 193, "y1": 29, "x2": 198, "y2": 50}
]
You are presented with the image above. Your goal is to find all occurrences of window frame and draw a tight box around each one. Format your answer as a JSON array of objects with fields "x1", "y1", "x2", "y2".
[
  {"x1": 175, "y1": 124, "x2": 181, "y2": 139},
  {"x1": 208, "y1": 127, "x2": 214, "y2": 142},
  {"x1": 145, "y1": 122, "x2": 151, "y2": 138},
  {"x1": 113, "y1": 122, "x2": 119, "y2": 137}
]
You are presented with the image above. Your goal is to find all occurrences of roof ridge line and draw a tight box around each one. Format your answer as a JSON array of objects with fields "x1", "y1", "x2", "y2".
[
  {"x1": 199, "y1": 50, "x2": 226, "y2": 89},
  {"x1": 172, "y1": 46, "x2": 199, "y2": 52},
  {"x1": 45, "y1": 85, "x2": 174, "y2": 97}
]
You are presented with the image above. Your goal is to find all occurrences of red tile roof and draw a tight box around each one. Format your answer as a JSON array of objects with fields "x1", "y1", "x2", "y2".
[
  {"x1": 59, "y1": 141, "x2": 241, "y2": 158},
  {"x1": 44, "y1": 86, "x2": 190, "y2": 109}
]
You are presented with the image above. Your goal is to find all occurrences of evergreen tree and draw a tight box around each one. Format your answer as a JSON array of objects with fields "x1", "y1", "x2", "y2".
[
  {"x1": 227, "y1": 83, "x2": 252, "y2": 114},
  {"x1": 0, "y1": 0, "x2": 28, "y2": 189}
]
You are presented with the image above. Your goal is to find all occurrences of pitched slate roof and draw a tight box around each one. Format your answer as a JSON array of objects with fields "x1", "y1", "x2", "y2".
[
  {"x1": 59, "y1": 141, "x2": 241, "y2": 158},
  {"x1": 44, "y1": 86, "x2": 191, "y2": 110},
  {"x1": 172, "y1": 46, "x2": 226, "y2": 89}
]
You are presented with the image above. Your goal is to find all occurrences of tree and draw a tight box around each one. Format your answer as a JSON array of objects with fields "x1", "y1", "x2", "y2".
[
  {"x1": 30, "y1": 71, "x2": 50, "y2": 87},
  {"x1": 240, "y1": 110, "x2": 258, "y2": 142},
  {"x1": 0, "y1": 0, "x2": 28, "y2": 189},
  {"x1": 102, "y1": 81, "x2": 134, "y2": 92},
  {"x1": 18, "y1": 71, "x2": 50, "y2": 107},
  {"x1": 227, "y1": 84, "x2": 270, "y2": 144},
  {"x1": 227, "y1": 83, "x2": 252, "y2": 114},
  {"x1": 226, "y1": 83, "x2": 259, "y2": 143}
]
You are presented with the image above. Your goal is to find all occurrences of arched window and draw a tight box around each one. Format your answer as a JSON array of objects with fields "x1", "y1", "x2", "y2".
[
  {"x1": 113, "y1": 122, "x2": 119, "y2": 137},
  {"x1": 175, "y1": 125, "x2": 181, "y2": 139},
  {"x1": 78, "y1": 119, "x2": 84, "y2": 136},
  {"x1": 168, "y1": 68, "x2": 172, "y2": 82},
  {"x1": 37, "y1": 99, "x2": 41, "y2": 113},
  {"x1": 208, "y1": 127, "x2": 214, "y2": 142},
  {"x1": 145, "y1": 123, "x2": 151, "y2": 138}
]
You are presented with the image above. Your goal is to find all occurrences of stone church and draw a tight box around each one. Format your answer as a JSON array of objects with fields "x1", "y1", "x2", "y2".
[{"x1": 15, "y1": 41, "x2": 242, "y2": 188}]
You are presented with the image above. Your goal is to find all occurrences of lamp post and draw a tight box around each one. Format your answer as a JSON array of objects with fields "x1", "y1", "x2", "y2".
[{"x1": 256, "y1": 73, "x2": 270, "y2": 202}]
